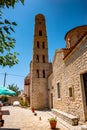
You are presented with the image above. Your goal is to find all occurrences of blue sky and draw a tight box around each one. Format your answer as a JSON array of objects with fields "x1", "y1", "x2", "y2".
[{"x1": 0, "y1": 0, "x2": 87, "y2": 90}]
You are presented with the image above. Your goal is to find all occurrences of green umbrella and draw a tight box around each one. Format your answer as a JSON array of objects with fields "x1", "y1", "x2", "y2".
[{"x1": 0, "y1": 86, "x2": 16, "y2": 96}]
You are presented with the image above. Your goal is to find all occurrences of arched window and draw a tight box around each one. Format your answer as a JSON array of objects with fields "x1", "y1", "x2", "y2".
[
  {"x1": 39, "y1": 30, "x2": 42, "y2": 36},
  {"x1": 37, "y1": 70, "x2": 39, "y2": 78},
  {"x1": 43, "y1": 70, "x2": 45, "y2": 78},
  {"x1": 37, "y1": 41, "x2": 39, "y2": 48},
  {"x1": 42, "y1": 42, "x2": 45, "y2": 49},
  {"x1": 36, "y1": 55, "x2": 39, "y2": 62},
  {"x1": 42, "y1": 55, "x2": 45, "y2": 63}
]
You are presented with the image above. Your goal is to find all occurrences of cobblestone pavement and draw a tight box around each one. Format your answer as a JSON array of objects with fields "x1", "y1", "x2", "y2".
[{"x1": 1, "y1": 106, "x2": 81, "y2": 130}]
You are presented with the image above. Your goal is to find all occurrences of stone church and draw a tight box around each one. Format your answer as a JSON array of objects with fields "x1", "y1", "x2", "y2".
[{"x1": 24, "y1": 13, "x2": 87, "y2": 124}]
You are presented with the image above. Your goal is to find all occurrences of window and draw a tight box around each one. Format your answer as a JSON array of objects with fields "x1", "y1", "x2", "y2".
[
  {"x1": 37, "y1": 70, "x2": 39, "y2": 78},
  {"x1": 43, "y1": 70, "x2": 45, "y2": 78},
  {"x1": 42, "y1": 42, "x2": 45, "y2": 49},
  {"x1": 57, "y1": 83, "x2": 61, "y2": 98},
  {"x1": 36, "y1": 55, "x2": 39, "y2": 62},
  {"x1": 37, "y1": 41, "x2": 39, "y2": 48},
  {"x1": 42, "y1": 55, "x2": 45, "y2": 63},
  {"x1": 69, "y1": 87, "x2": 73, "y2": 97},
  {"x1": 69, "y1": 86, "x2": 74, "y2": 99},
  {"x1": 39, "y1": 30, "x2": 42, "y2": 36}
]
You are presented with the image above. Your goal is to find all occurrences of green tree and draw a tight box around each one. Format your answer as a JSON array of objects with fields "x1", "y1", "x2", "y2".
[
  {"x1": 0, "y1": 0, "x2": 24, "y2": 67},
  {"x1": 8, "y1": 84, "x2": 21, "y2": 96}
]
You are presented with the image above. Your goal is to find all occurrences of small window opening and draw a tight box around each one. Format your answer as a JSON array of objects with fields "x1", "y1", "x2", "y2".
[
  {"x1": 39, "y1": 30, "x2": 42, "y2": 36},
  {"x1": 37, "y1": 70, "x2": 39, "y2": 78},
  {"x1": 69, "y1": 87, "x2": 73, "y2": 97},
  {"x1": 43, "y1": 70, "x2": 45, "y2": 78},
  {"x1": 36, "y1": 55, "x2": 39, "y2": 62},
  {"x1": 57, "y1": 83, "x2": 61, "y2": 98}
]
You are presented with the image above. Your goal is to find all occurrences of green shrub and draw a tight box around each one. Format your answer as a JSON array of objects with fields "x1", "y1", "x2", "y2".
[
  {"x1": 19, "y1": 98, "x2": 29, "y2": 107},
  {"x1": 1, "y1": 96, "x2": 8, "y2": 102}
]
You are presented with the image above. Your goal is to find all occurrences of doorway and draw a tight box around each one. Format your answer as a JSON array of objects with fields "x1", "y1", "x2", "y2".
[{"x1": 83, "y1": 73, "x2": 87, "y2": 106}]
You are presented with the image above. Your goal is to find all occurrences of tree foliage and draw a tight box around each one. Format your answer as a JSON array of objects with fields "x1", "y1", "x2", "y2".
[
  {"x1": 0, "y1": 0, "x2": 24, "y2": 67},
  {"x1": 8, "y1": 83, "x2": 21, "y2": 96}
]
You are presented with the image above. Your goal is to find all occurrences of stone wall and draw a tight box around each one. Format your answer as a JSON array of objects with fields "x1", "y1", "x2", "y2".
[
  {"x1": 53, "y1": 36, "x2": 87, "y2": 122},
  {"x1": 31, "y1": 78, "x2": 48, "y2": 109},
  {"x1": 8, "y1": 96, "x2": 20, "y2": 105}
]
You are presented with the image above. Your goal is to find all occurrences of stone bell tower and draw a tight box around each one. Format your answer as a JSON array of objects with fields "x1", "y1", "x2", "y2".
[{"x1": 30, "y1": 14, "x2": 51, "y2": 110}]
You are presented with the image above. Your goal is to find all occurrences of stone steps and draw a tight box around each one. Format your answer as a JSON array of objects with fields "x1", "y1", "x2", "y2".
[{"x1": 52, "y1": 109, "x2": 79, "y2": 126}]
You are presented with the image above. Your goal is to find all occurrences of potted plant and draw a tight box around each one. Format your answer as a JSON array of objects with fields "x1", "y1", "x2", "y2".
[
  {"x1": 48, "y1": 117, "x2": 57, "y2": 129},
  {"x1": 31, "y1": 107, "x2": 35, "y2": 113}
]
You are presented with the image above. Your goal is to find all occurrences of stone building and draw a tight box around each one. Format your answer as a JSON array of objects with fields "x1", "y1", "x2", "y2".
[
  {"x1": 24, "y1": 13, "x2": 87, "y2": 124},
  {"x1": 29, "y1": 14, "x2": 52, "y2": 110},
  {"x1": 49, "y1": 25, "x2": 87, "y2": 123}
]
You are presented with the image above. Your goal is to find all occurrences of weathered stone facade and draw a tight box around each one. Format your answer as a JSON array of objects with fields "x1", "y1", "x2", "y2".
[
  {"x1": 52, "y1": 26, "x2": 87, "y2": 122},
  {"x1": 24, "y1": 74, "x2": 30, "y2": 103},
  {"x1": 24, "y1": 14, "x2": 87, "y2": 124},
  {"x1": 29, "y1": 14, "x2": 52, "y2": 110}
]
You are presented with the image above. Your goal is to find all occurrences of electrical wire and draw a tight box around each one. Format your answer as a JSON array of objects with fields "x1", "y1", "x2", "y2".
[{"x1": 0, "y1": 73, "x2": 25, "y2": 77}]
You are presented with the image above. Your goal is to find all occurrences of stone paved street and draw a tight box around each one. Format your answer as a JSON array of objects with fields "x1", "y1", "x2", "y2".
[{"x1": 1, "y1": 106, "x2": 81, "y2": 130}]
